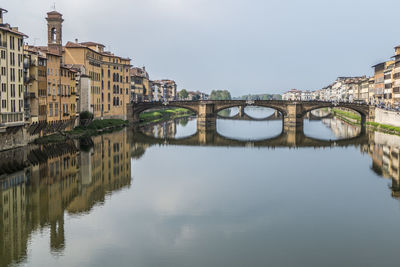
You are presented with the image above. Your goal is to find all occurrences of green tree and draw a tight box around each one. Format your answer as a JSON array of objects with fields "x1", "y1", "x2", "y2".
[
  {"x1": 179, "y1": 89, "x2": 188, "y2": 99},
  {"x1": 210, "y1": 90, "x2": 232, "y2": 100}
]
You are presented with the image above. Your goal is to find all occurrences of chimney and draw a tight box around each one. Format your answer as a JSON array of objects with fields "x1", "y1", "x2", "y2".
[
  {"x1": 0, "y1": 8, "x2": 7, "y2": 24},
  {"x1": 75, "y1": 38, "x2": 78, "y2": 43}
]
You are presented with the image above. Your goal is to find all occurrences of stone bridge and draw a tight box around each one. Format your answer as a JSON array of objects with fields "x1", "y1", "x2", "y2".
[{"x1": 127, "y1": 100, "x2": 374, "y2": 131}]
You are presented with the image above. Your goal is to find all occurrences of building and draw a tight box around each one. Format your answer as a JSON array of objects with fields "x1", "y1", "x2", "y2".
[
  {"x1": 152, "y1": 79, "x2": 177, "y2": 101},
  {"x1": 282, "y1": 89, "x2": 301, "y2": 101},
  {"x1": 383, "y1": 62, "x2": 394, "y2": 107},
  {"x1": 372, "y1": 61, "x2": 393, "y2": 105},
  {"x1": 0, "y1": 8, "x2": 27, "y2": 129},
  {"x1": 391, "y1": 45, "x2": 400, "y2": 107},
  {"x1": 130, "y1": 67, "x2": 150, "y2": 102},
  {"x1": 301, "y1": 90, "x2": 312, "y2": 101},
  {"x1": 359, "y1": 77, "x2": 369, "y2": 103},
  {"x1": 63, "y1": 39, "x2": 131, "y2": 120}
]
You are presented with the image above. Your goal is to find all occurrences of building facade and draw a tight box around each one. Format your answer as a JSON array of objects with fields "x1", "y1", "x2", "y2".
[{"x1": 0, "y1": 8, "x2": 27, "y2": 129}]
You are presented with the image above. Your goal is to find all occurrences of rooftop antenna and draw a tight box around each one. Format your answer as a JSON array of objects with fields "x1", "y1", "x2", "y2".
[{"x1": 51, "y1": 2, "x2": 56, "y2": 11}]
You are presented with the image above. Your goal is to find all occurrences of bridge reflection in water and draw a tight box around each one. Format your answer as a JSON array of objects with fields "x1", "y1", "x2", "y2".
[
  {"x1": 133, "y1": 116, "x2": 369, "y2": 148},
  {"x1": 133, "y1": 116, "x2": 400, "y2": 198}
]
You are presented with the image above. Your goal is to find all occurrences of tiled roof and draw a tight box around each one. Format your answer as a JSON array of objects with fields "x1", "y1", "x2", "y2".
[{"x1": 0, "y1": 25, "x2": 28, "y2": 37}]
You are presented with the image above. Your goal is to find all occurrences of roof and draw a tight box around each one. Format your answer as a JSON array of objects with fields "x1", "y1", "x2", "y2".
[
  {"x1": 80, "y1": 41, "x2": 105, "y2": 47},
  {"x1": 371, "y1": 62, "x2": 386, "y2": 68},
  {"x1": 0, "y1": 25, "x2": 28, "y2": 37},
  {"x1": 47, "y1": 10, "x2": 62, "y2": 16},
  {"x1": 130, "y1": 67, "x2": 149, "y2": 79},
  {"x1": 65, "y1": 41, "x2": 131, "y2": 61}
]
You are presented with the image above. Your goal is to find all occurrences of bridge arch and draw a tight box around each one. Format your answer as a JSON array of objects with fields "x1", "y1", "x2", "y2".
[
  {"x1": 132, "y1": 102, "x2": 199, "y2": 116},
  {"x1": 214, "y1": 104, "x2": 287, "y2": 117},
  {"x1": 301, "y1": 103, "x2": 369, "y2": 122}
]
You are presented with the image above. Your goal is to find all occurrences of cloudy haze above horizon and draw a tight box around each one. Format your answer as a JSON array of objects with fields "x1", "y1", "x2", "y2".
[{"x1": 5, "y1": 0, "x2": 400, "y2": 96}]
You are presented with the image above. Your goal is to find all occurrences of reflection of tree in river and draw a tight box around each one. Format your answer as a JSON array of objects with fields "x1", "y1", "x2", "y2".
[
  {"x1": 179, "y1": 117, "x2": 189, "y2": 127},
  {"x1": 0, "y1": 129, "x2": 132, "y2": 267},
  {"x1": 218, "y1": 108, "x2": 232, "y2": 117}
]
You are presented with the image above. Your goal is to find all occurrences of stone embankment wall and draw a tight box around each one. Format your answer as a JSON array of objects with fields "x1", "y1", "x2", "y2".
[
  {"x1": 375, "y1": 108, "x2": 400, "y2": 127},
  {"x1": 0, "y1": 126, "x2": 39, "y2": 152}
]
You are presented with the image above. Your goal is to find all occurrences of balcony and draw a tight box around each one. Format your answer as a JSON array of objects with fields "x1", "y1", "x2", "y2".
[
  {"x1": 24, "y1": 92, "x2": 36, "y2": 98},
  {"x1": 24, "y1": 74, "x2": 36, "y2": 83},
  {"x1": 0, "y1": 41, "x2": 6, "y2": 48}
]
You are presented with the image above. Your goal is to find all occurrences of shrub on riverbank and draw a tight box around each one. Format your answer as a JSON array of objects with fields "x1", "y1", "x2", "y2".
[
  {"x1": 35, "y1": 119, "x2": 128, "y2": 144},
  {"x1": 367, "y1": 122, "x2": 400, "y2": 133},
  {"x1": 139, "y1": 108, "x2": 194, "y2": 123},
  {"x1": 332, "y1": 108, "x2": 361, "y2": 122}
]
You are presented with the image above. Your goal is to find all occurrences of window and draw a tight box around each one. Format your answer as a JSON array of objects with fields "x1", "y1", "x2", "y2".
[
  {"x1": 2, "y1": 100, "x2": 6, "y2": 108},
  {"x1": 55, "y1": 103, "x2": 58, "y2": 116},
  {"x1": 49, "y1": 103, "x2": 53, "y2": 116}
]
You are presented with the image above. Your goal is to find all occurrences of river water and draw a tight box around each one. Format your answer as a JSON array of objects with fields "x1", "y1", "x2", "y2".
[{"x1": 1, "y1": 108, "x2": 400, "y2": 267}]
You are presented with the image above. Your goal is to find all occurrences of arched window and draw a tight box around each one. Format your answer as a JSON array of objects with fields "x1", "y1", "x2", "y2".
[{"x1": 51, "y1": 28, "x2": 57, "y2": 43}]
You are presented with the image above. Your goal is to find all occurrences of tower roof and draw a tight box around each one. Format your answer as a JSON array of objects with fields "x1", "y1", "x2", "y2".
[{"x1": 47, "y1": 10, "x2": 62, "y2": 16}]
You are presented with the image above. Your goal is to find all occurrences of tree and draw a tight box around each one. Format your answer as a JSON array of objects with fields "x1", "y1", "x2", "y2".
[
  {"x1": 210, "y1": 90, "x2": 232, "y2": 100},
  {"x1": 192, "y1": 94, "x2": 200, "y2": 101},
  {"x1": 179, "y1": 89, "x2": 188, "y2": 100}
]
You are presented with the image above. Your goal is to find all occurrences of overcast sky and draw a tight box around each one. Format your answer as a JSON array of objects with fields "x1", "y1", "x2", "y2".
[{"x1": 4, "y1": 0, "x2": 400, "y2": 95}]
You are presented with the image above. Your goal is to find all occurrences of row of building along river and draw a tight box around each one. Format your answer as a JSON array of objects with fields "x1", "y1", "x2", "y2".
[{"x1": 1, "y1": 107, "x2": 400, "y2": 267}]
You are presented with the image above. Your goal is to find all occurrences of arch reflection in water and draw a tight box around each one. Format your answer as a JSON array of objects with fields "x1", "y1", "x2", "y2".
[
  {"x1": 0, "y1": 129, "x2": 132, "y2": 267},
  {"x1": 140, "y1": 117, "x2": 197, "y2": 139},
  {"x1": 217, "y1": 119, "x2": 283, "y2": 141},
  {"x1": 217, "y1": 107, "x2": 239, "y2": 118}
]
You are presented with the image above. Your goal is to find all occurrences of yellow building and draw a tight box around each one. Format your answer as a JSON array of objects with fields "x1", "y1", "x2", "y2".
[
  {"x1": 0, "y1": 8, "x2": 27, "y2": 129},
  {"x1": 23, "y1": 46, "x2": 40, "y2": 123},
  {"x1": 63, "y1": 41, "x2": 131, "y2": 120},
  {"x1": 33, "y1": 11, "x2": 78, "y2": 133},
  {"x1": 392, "y1": 45, "x2": 400, "y2": 106}
]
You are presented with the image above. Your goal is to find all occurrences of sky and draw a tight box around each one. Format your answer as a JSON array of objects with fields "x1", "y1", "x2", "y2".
[{"x1": 4, "y1": 0, "x2": 400, "y2": 96}]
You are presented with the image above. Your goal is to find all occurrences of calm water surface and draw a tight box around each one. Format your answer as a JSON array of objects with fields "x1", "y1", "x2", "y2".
[{"x1": 1, "y1": 108, "x2": 400, "y2": 267}]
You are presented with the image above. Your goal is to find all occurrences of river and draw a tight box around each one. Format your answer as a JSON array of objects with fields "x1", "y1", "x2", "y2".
[{"x1": 1, "y1": 107, "x2": 400, "y2": 267}]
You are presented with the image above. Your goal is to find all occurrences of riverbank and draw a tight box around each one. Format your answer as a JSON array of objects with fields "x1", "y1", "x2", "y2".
[
  {"x1": 331, "y1": 108, "x2": 400, "y2": 135},
  {"x1": 35, "y1": 119, "x2": 128, "y2": 144},
  {"x1": 35, "y1": 108, "x2": 194, "y2": 144},
  {"x1": 139, "y1": 108, "x2": 194, "y2": 125}
]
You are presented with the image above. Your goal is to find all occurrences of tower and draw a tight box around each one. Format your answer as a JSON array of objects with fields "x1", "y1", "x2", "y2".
[{"x1": 46, "y1": 10, "x2": 63, "y2": 55}]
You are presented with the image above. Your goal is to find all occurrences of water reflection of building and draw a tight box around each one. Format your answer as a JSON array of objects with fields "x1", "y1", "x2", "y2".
[
  {"x1": 363, "y1": 132, "x2": 400, "y2": 199},
  {"x1": 318, "y1": 115, "x2": 361, "y2": 139},
  {"x1": 141, "y1": 120, "x2": 177, "y2": 139},
  {"x1": 0, "y1": 129, "x2": 132, "y2": 267}
]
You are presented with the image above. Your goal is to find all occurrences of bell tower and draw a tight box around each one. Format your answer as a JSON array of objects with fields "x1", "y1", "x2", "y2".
[{"x1": 46, "y1": 10, "x2": 63, "y2": 55}]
